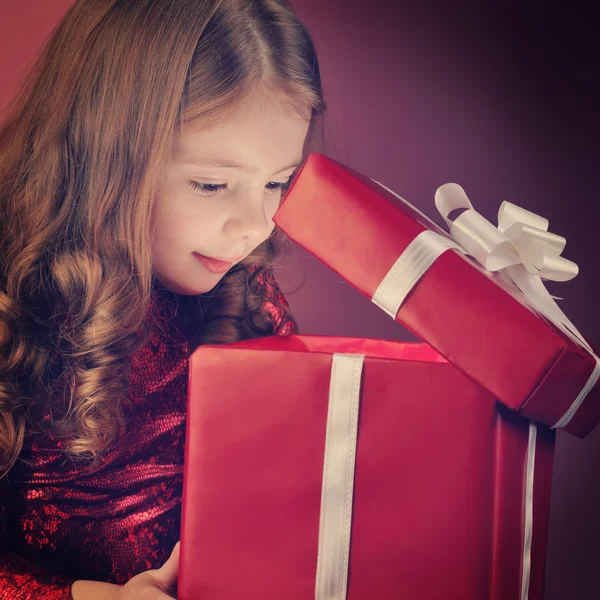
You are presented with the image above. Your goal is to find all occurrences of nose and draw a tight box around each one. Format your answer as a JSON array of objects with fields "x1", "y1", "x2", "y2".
[{"x1": 222, "y1": 193, "x2": 273, "y2": 241}]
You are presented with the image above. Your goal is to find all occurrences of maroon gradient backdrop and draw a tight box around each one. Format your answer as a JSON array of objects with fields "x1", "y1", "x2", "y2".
[{"x1": 1, "y1": 1, "x2": 598, "y2": 598}]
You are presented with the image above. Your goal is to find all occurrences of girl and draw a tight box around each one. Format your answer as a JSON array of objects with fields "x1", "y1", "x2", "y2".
[{"x1": 0, "y1": 0, "x2": 327, "y2": 598}]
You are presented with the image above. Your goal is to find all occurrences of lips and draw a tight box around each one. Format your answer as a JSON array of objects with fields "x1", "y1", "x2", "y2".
[
  {"x1": 205, "y1": 255, "x2": 245, "y2": 262},
  {"x1": 193, "y1": 252, "x2": 245, "y2": 274},
  {"x1": 194, "y1": 252, "x2": 245, "y2": 262}
]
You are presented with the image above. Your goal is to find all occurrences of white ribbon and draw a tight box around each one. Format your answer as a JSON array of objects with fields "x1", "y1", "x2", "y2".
[
  {"x1": 314, "y1": 353, "x2": 537, "y2": 600},
  {"x1": 315, "y1": 353, "x2": 364, "y2": 600},
  {"x1": 521, "y1": 422, "x2": 537, "y2": 600},
  {"x1": 370, "y1": 179, "x2": 600, "y2": 429}
]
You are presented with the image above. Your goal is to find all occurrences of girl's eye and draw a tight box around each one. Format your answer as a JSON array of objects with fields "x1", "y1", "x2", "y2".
[
  {"x1": 187, "y1": 181, "x2": 228, "y2": 196},
  {"x1": 187, "y1": 172, "x2": 297, "y2": 198}
]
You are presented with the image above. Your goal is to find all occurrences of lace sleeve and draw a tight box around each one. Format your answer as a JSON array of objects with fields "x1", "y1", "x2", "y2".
[
  {"x1": 254, "y1": 268, "x2": 298, "y2": 336},
  {"x1": 0, "y1": 474, "x2": 76, "y2": 600}
]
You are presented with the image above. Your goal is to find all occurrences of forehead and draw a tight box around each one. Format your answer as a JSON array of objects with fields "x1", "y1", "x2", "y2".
[{"x1": 175, "y1": 89, "x2": 311, "y2": 166}]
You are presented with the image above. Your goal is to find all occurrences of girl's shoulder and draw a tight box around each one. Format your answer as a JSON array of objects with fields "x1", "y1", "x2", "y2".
[{"x1": 251, "y1": 266, "x2": 296, "y2": 336}]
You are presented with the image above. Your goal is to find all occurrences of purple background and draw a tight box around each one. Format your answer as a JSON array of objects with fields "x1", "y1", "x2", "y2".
[{"x1": 1, "y1": 1, "x2": 598, "y2": 598}]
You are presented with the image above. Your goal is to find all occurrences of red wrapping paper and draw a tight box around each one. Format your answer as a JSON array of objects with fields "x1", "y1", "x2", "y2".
[
  {"x1": 272, "y1": 153, "x2": 600, "y2": 438},
  {"x1": 179, "y1": 335, "x2": 554, "y2": 600}
]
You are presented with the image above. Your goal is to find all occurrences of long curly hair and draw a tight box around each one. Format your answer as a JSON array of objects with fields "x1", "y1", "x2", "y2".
[{"x1": 0, "y1": 0, "x2": 327, "y2": 478}]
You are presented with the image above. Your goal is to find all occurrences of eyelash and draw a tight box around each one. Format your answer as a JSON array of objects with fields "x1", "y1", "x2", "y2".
[{"x1": 187, "y1": 174, "x2": 296, "y2": 198}]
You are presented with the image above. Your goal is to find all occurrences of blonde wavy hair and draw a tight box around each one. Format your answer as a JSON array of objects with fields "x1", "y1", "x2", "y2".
[{"x1": 0, "y1": 0, "x2": 327, "y2": 478}]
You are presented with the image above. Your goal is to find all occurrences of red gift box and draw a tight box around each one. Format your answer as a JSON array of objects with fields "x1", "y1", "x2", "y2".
[
  {"x1": 272, "y1": 153, "x2": 600, "y2": 438},
  {"x1": 179, "y1": 336, "x2": 554, "y2": 600}
]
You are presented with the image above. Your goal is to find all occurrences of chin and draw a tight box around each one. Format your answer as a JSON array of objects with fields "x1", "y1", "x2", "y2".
[{"x1": 154, "y1": 273, "x2": 221, "y2": 296}]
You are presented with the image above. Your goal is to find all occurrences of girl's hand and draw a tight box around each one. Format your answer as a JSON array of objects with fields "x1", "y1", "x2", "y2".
[{"x1": 71, "y1": 541, "x2": 180, "y2": 600}]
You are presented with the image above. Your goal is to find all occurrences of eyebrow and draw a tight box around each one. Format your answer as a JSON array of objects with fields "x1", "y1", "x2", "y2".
[{"x1": 183, "y1": 158, "x2": 303, "y2": 174}]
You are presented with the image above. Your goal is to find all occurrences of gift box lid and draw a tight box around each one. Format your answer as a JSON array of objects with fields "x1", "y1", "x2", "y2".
[{"x1": 272, "y1": 152, "x2": 600, "y2": 438}]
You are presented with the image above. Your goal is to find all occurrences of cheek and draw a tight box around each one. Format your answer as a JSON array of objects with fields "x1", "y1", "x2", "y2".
[
  {"x1": 266, "y1": 197, "x2": 281, "y2": 221},
  {"x1": 154, "y1": 193, "x2": 197, "y2": 244},
  {"x1": 269, "y1": 201, "x2": 281, "y2": 229},
  {"x1": 159, "y1": 212, "x2": 189, "y2": 243}
]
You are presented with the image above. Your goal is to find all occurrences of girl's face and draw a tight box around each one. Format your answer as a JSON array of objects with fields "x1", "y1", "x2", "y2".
[{"x1": 152, "y1": 88, "x2": 310, "y2": 295}]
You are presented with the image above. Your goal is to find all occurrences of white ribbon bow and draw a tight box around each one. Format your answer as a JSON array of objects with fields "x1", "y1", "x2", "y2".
[
  {"x1": 370, "y1": 178, "x2": 599, "y2": 429},
  {"x1": 434, "y1": 183, "x2": 599, "y2": 428},
  {"x1": 434, "y1": 183, "x2": 592, "y2": 352}
]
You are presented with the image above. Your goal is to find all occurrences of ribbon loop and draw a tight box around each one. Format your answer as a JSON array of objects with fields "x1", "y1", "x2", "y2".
[
  {"x1": 435, "y1": 184, "x2": 579, "y2": 284},
  {"x1": 498, "y1": 201, "x2": 549, "y2": 233}
]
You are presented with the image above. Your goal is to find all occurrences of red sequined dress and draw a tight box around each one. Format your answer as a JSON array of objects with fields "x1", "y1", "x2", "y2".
[{"x1": 0, "y1": 270, "x2": 296, "y2": 599}]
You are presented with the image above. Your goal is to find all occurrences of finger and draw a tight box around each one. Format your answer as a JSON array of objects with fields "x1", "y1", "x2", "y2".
[
  {"x1": 152, "y1": 541, "x2": 180, "y2": 588},
  {"x1": 150, "y1": 588, "x2": 178, "y2": 600}
]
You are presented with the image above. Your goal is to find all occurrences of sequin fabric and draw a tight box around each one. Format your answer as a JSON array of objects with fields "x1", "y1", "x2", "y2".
[{"x1": 0, "y1": 269, "x2": 296, "y2": 599}]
